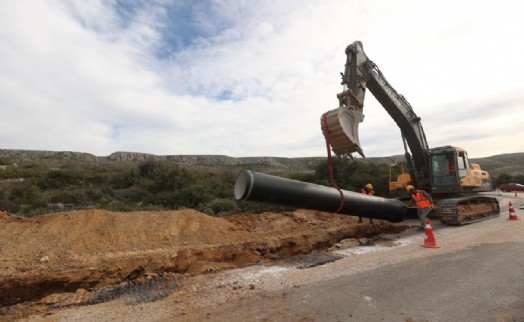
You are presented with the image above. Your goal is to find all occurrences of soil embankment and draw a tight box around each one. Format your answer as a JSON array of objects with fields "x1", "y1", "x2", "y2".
[{"x1": 0, "y1": 209, "x2": 407, "y2": 319}]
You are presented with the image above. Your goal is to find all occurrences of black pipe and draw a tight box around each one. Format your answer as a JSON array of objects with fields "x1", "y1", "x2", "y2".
[{"x1": 234, "y1": 170, "x2": 406, "y2": 223}]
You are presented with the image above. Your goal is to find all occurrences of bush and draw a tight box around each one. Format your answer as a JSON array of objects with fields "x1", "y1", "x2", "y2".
[
  {"x1": 201, "y1": 208, "x2": 215, "y2": 216},
  {"x1": 38, "y1": 169, "x2": 83, "y2": 190},
  {"x1": 201, "y1": 198, "x2": 237, "y2": 215},
  {"x1": 8, "y1": 182, "x2": 43, "y2": 210},
  {"x1": 312, "y1": 159, "x2": 390, "y2": 196},
  {"x1": 0, "y1": 159, "x2": 303, "y2": 216}
]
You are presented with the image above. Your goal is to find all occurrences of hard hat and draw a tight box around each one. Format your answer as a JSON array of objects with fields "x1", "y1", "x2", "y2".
[
  {"x1": 365, "y1": 183, "x2": 373, "y2": 189},
  {"x1": 406, "y1": 185, "x2": 415, "y2": 192}
]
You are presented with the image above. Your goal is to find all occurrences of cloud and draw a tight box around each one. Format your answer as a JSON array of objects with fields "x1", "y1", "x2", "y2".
[{"x1": 0, "y1": 0, "x2": 523, "y2": 158}]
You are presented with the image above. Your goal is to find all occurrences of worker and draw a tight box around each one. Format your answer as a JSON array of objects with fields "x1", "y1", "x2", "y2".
[
  {"x1": 359, "y1": 183, "x2": 375, "y2": 224},
  {"x1": 405, "y1": 185, "x2": 433, "y2": 231},
  {"x1": 361, "y1": 183, "x2": 375, "y2": 195},
  {"x1": 447, "y1": 162, "x2": 456, "y2": 174},
  {"x1": 446, "y1": 155, "x2": 456, "y2": 174}
]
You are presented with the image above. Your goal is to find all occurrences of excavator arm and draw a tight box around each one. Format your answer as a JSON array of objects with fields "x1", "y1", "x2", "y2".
[
  {"x1": 236, "y1": 40, "x2": 499, "y2": 226},
  {"x1": 321, "y1": 41, "x2": 500, "y2": 225},
  {"x1": 321, "y1": 41, "x2": 431, "y2": 188}
]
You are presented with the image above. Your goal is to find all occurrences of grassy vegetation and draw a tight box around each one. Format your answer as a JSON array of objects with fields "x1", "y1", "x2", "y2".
[
  {"x1": 0, "y1": 159, "x2": 290, "y2": 217},
  {"x1": 0, "y1": 156, "x2": 521, "y2": 217}
]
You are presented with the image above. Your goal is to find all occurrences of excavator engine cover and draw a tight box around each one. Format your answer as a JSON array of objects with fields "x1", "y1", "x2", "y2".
[{"x1": 321, "y1": 106, "x2": 364, "y2": 158}]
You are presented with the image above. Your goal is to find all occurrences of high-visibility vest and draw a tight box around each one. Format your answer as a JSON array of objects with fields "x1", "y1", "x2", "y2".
[
  {"x1": 412, "y1": 191, "x2": 430, "y2": 208},
  {"x1": 361, "y1": 188, "x2": 374, "y2": 196}
]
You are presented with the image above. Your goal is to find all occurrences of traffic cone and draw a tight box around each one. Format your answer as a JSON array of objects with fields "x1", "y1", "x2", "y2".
[
  {"x1": 421, "y1": 218, "x2": 440, "y2": 248},
  {"x1": 508, "y1": 202, "x2": 520, "y2": 220}
]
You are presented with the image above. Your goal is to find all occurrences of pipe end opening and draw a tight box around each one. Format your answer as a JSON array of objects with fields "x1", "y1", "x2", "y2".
[{"x1": 234, "y1": 170, "x2": 254, "y2": 200}]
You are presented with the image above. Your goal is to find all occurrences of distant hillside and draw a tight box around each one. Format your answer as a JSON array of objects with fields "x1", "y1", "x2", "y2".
[
  {"x1": 0, "y1": 148, "x2": 522, "y2": 217},
  {"x1": 469, "y1": 153, "x2": 524, "y2": 177},
  {"x1": 0, "y1": 149, "x2": 325, "y2": 173},
  {"x1": 0, "y1": 149, "x2": 523, "y2": 176}
]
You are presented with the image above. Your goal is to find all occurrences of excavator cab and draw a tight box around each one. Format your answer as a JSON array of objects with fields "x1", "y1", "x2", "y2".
[
  {"x1": 430, "y1": 147, "x2": 460, "y2": 190},
  {"x1": 388, "y1": 161, "x2": 411, "y2": 194},
  {"x1": 429, "y1": 146, "x2": 492, "y2": 194}
]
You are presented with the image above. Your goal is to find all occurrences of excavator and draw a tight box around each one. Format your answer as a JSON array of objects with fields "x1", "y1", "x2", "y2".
[{"x1": 321, "y1": 41, "x2": 500, "y2": 225}]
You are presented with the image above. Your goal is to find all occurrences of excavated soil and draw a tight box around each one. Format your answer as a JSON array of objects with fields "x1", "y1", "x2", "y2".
[{"x1": 0, "y1": 209, "x2": 408, "y2": 320}]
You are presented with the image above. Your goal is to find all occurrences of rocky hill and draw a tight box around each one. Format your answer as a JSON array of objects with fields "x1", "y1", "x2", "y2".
[
  {"x1": 0, "y1": 149, "x2": 325, "y2": 172},
  {"x1": 0, "y1": 149, "x2": 523, "y2": 176}
]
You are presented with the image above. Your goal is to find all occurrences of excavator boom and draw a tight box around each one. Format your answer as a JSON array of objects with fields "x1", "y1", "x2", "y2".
[
  {"x1": 321, "y1": 41, "x2": 500, "y2": 225},
  {"x1": 321, "y1": 41, "x2": 431, "y2": 188}
]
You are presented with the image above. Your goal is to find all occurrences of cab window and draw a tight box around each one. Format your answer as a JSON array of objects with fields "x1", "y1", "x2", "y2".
[
  {"x1": 431, "y1": 153, "x2": 457, "y2": 186},
  {"x1": 457, "y1": 152, "x2": 469, "y2": 178}
]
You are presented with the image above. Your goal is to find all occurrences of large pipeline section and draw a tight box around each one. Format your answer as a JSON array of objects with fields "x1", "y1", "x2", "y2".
[{"x1": 234, "y1": 170, "x2": 406, "y2": 223}]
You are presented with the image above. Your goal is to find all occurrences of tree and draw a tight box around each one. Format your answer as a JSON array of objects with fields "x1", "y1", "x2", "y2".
[
  {"x1": 313, "y1": 159, "x2": 390, "y2": 196},
  {"x1": 494, "y1": 173, "x2": 513, "y2": 187}
]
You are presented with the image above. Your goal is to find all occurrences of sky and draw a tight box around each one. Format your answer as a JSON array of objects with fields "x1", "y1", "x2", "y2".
[{"x1": 1, "y1": 0, "x2": 523, "y2": 158}]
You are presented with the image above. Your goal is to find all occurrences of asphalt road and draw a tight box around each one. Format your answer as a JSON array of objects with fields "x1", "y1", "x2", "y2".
[
  {"x1": 183, "y1": 193, "x2": 524, "y2": 322},
  {"x1": 210, "y1": 241, "x2": 524, "y2": 322}
]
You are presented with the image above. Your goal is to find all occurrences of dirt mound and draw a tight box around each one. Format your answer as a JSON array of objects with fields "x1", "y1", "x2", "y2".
[
  {"x1": 0, "y1": 208, "x2": 408, "y2": 319},
  {"x1": 0, "y1": 211, "x2": 27, "y2": 223},
  {"x1": 3, "y1": 209, "x2": 244, "y2": 255}
]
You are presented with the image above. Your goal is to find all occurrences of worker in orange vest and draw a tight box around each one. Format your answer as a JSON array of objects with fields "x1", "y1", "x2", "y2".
[
  {"x1": 359, "y1": 183, "x2": 375, "y2": 224},
  {"x1": 405, "y1": 185, "x2": 433, "y2": 231},
  {"x1": 361, "y1": 183, "x2": 375, "y2": 195}
]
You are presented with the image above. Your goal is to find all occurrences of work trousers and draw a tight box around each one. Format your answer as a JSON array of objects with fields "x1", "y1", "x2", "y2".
[{"x1": 417, "y1": 207, "x2": 431, "y2": 229}]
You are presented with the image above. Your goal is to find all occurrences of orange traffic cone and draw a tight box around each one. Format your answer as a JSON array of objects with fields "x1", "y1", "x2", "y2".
[
  {"x1": 508, "y1": 202, "x2": 520, "y2": 221},
  {"x1": 421, "y1": 218, "x2": 440, "y2": 248}
]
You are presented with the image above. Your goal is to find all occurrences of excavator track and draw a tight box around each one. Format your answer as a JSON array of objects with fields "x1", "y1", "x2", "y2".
[{"x1": 433, "y1": 196, "x2": 500, "y2": 225}]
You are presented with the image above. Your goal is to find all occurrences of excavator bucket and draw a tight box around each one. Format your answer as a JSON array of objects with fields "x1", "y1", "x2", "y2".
[{"x1": 321, "y1": 106, "x2": 365, "y2": 158}]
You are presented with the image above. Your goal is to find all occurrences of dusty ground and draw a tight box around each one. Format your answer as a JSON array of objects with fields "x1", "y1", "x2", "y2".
[{"x1": 0, "y1": 208, "x2": 408, "y2": 321}]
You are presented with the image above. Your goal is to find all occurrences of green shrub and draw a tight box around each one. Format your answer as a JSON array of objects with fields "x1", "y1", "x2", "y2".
[
  {"x1": 201, "y1": 198, "x2": 237, "y2": 215},
  {"x1": 0, "y1": 159, "x2": 310, "y2": 216},
  {"x1": 312, "y1": 159, "x2": 390, "y2": 196}
]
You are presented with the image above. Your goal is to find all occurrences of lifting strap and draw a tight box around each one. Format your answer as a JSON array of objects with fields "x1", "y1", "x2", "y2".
[{"x1": 321, "y1": 113, "x2": 345, "y2": 213}]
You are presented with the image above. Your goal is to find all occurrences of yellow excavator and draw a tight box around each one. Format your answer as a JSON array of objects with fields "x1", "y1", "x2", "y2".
[{"x1": 321, "y1": 41, "x2": 499, "y2": 225}]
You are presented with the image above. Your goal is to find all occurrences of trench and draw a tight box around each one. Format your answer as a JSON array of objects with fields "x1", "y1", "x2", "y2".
[{"x1": 0, "y1": 223, "x2": 407, "y2": 312}]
